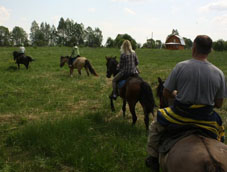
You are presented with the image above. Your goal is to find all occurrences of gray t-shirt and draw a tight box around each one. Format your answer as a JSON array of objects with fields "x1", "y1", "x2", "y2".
[{"x1": 164, "y1": 59, "x2": 227, "y2": 106}]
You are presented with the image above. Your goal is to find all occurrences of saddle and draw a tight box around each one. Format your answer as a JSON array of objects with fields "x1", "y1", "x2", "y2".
[
  {"x1": 158, "y1": 125, "x2": 212, "y2": 154},
  {"x1": 117, "y1": 73, "x2": 139, "y2": 89}
]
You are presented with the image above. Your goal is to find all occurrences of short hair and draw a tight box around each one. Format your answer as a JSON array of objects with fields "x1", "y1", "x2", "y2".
[{"x1": 194, "y1": 35, "x2": 212, "y2": 55}]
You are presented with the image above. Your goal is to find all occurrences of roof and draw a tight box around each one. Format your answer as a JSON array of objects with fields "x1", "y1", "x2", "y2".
[{"x1": 165, "y1": 34, "x2": 186, "y2": 46}]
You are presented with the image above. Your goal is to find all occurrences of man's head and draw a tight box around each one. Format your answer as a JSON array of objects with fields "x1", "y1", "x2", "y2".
[{"x1": 193, "y1": 35, "x2": 212, "y2": 56}]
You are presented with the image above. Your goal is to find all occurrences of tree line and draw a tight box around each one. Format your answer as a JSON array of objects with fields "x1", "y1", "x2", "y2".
[
  {"x1": 0, "y1": 20, "x2": 226, "y2": 51},
  {"x1": 0, "y1": 17, "x2": 103, "y2": 47}
]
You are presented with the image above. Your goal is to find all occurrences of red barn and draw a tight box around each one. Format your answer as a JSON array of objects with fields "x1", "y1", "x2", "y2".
[{"x1": 165, "y1": 34, "x2": 185, "y2": 50}]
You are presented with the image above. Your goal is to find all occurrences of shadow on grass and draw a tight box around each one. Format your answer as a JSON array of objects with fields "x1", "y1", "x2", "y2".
[
  {"x1": 6, "y1": 65, "x2": 18, "y2": 71},
  {"x1": 5, "y1": 111, "x2": 149, "y2": 172}
]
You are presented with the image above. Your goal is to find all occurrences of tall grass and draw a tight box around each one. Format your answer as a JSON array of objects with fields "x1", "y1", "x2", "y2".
[{"x1": 0, "y1": 47, "x2": 227, "y2": 171}]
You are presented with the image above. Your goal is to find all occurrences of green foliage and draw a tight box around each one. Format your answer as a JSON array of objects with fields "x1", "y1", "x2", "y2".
[
  {"x1": 213, "y1": 39, "x2": 227, "y2": 51},
  {"x1": 183, "y1": 37, "x2": 193, "y2": 49},
  {"x1": 11, "y1": 26, "x2": 28, "y2": 46},
  {"x1": 0, "y1": 26, "x2": 10, "y2": 46},
  {"x1": 106, "y1": 34, "x2": 137, "y2": 49}
]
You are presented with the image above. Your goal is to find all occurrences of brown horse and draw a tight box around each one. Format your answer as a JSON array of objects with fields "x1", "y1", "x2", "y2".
[
  {"x1": 60, "y1": 56, "x2": 98, "y2": 77},
  {"x1": 156, "y1": 77, "x2": 227, "y2": 172},
  {"x1": 106, "y1": 56, "x2": 155, "y2": 130}
]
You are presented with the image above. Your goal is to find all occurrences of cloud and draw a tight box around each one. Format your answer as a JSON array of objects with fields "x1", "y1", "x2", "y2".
[
  {"x1": 213, "y1": 15, "x2": 227, "y2": 25},
  {"x1": 0, "y1": 6, "x2": 10, "y2": 25},
  {"x1": 200, "y1": 0, "x2": 227, "y2": 12},
  {"x1": 88, "y1": 8, "x2": 96, "y2": 13},
  {"x1": 124, "y1": 8, "x2": 136, "y2": 15}
]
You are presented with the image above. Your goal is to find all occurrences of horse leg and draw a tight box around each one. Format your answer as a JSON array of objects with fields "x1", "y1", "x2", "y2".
[
  {"x1": 122, "y1": 99, "x2": 126, "y2": 118},
  {"x1": 85, "y1": 67, "x2": 90, "y2": 76},
  {"x1": 25, "y1": 62, "x2": 29, "y2": 69},
  {"x1": 143, "y1": 107, "x2": 149, "y2": 131},
  {"x1": 110, "y1": 97, "x2": 115, "y2": 112},
  {"x1": 77, "y1": 69, "x2": 81, "y2": 75},
  {"x1": 17, "y1": 63, "x2": 20, "y2": 69},
  {"x1": 70, "y1": 68, "x2": 74, "y2": 77},
  {"x1": 128, "y1": 100, "x2": 137, "y2": 126}
]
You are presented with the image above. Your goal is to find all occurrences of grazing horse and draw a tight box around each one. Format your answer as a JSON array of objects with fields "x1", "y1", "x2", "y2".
[
  {"x1": 156, "y1": 77, "x2": 227, "y2": 172},
  {"x1": 13, "y1": 51, "x2": 34, "y2": 69},
  {"x1": 60, "y1": 56, "x2": 98, "y2": 77},
  {"x1": 105, "y1": 56, "x2": 155, "y2": 130}
]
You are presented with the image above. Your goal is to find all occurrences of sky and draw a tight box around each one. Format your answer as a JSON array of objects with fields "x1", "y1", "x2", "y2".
[{"x1": 0, "y1": 0, "x2": 227, "y2": 45}]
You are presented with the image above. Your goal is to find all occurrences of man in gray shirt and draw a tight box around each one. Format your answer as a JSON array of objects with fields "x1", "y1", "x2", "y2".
[{"x1": 146, "y1": 35, "x2": 227, "y2": 172}]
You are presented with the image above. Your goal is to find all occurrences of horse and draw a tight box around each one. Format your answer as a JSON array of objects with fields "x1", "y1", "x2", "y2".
[
  {"x1": 13, "y1": 51, "x2": 34, "y2": 69},
  {"x1": 155, "y1": 77, "x2": 227, "y2": 172},
  {"x1": 60, "y1": 56, "x2": 98, "y2": 77},
  {"x1": 105, "y1": 56, "x2": 155, "y2": 130}
]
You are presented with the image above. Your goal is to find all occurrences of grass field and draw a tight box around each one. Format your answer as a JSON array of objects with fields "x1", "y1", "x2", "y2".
[{"x1": 0, "y1": 47, "x2": 227, "y2": 172}]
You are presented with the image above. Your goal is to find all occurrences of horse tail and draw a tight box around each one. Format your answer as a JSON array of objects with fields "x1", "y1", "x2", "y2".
[
  {"x1": 139, "y1": 81, "x2": 155, "y2": 115},
  {"x1": 27, "y1": 56, "x2": 34, "y2": 62},
  {"x1": 13, "y1": 51, "x2": 18, "y2": 61},
  {"x1": 200, "y1": 137, "x2": 225, "y2": 172},
  {"x1": 85, "y1": 60, "x2": 98, "y2": 76}
]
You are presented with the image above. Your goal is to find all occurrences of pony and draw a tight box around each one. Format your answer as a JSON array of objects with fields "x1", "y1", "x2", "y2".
[
  {"x1": 105, "y1": 56, "x2": 155, "y2": 130},
  {"x1": 155, "y1": 77, "x2": 227, "y2": 172},
  {"x1": 13, "y1": 51, "x2": 34, "y2": 69},
  {"x1": 60, "y1": 56, "x2": 98, "y2": 77}
]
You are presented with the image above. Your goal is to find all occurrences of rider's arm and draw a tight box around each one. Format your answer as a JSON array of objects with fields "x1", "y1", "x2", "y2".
[
  {"x1": 214, "y1": 98, "x2": 223, "y2": 108},
  {"x1": 163, "y1": 88, "x2": 176, "y2": 99}
]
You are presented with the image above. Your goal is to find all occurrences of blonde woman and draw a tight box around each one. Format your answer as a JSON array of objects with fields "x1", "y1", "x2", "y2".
[{"x1": 111, "y1": 40, "x2": 139, "y2": 99}]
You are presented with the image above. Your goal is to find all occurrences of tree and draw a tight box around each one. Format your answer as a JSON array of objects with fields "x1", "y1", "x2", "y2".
[
  {"x1": 171, "y1": 29, "x2": 179, "y2": 35},
  {"x1": 49, "y1": 25, "x2": 58, "y2": 46},
  {"x1": 183, "y1": 37, "x2": 193, "y2": 49},
  {"x1": 155, "y1": 40, "x2": 162, "y2": 49},
  {"x1": 30, "y1": 20, "x2": 40, "y2": 45},
  {"x1": 84, "y1": 27, "x2": 103, "y2": 47},
  {"x1": 105, "y1": 37, "x2": 114, "y2": 47},
  {"x1": 213, "y1": 39, "x2": 225, "y2": 51},
  {"x1": 0, "y1": 26, "x2": 10, "y2": 46},
  {"x1": 142, "y1": 38, "x2": 155, "y2": 48},
  {"x1": 57, "y1": 17, "x2": 66, "y2": 46},
  {"x1": 11, "y1": 26, "x2": 28, "y2": 46},
  {"x1": 113, "y1": 34, "x2": 137, "y2": 49}
]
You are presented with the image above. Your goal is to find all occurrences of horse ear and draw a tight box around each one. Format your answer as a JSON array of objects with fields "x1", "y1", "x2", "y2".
[
  {"x1": 114, "y1": 56, "x2": 117, "y2": 59},
  {"x1": 158, "y1": 77, "x2": 162, "y2": 83},
  {"x1": 105, "y1": 56, "x2": 108, "y2": 60}
]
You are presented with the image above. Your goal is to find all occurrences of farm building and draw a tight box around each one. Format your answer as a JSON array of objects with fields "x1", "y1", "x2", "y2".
[{"x1": 165, "y1": 33, "x2": 185, "y2": 50}]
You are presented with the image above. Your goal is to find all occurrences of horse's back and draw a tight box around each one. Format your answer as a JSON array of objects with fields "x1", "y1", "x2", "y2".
[
  {"x1": 161, "y1": 135, "x2": 227, "y2": 172},
  {"x1": 124, "y1": 77, "x2": 142, "y2": 99},
  {"x1": 73, "y1": 57, "x2": 87, "y2": 68}
]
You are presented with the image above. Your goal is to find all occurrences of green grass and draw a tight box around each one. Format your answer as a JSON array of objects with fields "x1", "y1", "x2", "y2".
[{"x1": 0, "y1": 47, "x2": 227, "y2": 172}]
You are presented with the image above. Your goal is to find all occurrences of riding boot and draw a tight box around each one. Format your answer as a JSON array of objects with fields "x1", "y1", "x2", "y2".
[{"x1": 145, "y1": 156, "x2": 159, "y2": 172}]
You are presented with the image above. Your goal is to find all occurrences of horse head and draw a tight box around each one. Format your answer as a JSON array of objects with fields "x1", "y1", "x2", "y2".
[
  {"x1": 157, "y1": 77, "x2": 169, "y2": 108},
  {"x1": 60, "y1": 56, "x2": 69, "y2": 67},
  {"x1": 105, "y1": 56, "x2": 119, "y2": 78}
]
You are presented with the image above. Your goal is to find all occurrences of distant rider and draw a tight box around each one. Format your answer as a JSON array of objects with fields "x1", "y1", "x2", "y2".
[
  {"x1": 69, "y1": 44, "x2": 80, "y2": 67},
  {"x1": 111, "y1": 40, "x2": 139, "y2": 100}
]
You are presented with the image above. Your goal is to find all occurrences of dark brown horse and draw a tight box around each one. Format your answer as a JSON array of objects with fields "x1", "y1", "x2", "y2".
[
  {"x1": 156, "y1": 77, "x2": 227, "y2": 172},
  {"x1": 60, "y1": 56, "x2": 98, "y2": 77},
  {"x1": 106, "y1": 56, "x2": 155, "y2": 130},
  {"x1": 13, "y1": 51, "x2": 34, "y2": 69}
]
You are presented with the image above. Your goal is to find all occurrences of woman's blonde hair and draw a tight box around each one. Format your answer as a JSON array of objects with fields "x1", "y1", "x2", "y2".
[{"x1": 120, "y1": 40, "x2": 135, "y2": 55}]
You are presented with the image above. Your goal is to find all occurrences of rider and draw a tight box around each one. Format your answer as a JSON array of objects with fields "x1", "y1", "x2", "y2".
[
  {"x1": 19, "y1": 44, "x2": 25, "y2": 58},
  {"x1": 69, "y1": 44, "x2": 80, "y2": 67},
  {"x1": 111, "y1": 40, "x2": 139, "y2": 100},
  {"x1": 146, "y1": 35, "x2": 227, "y2": 172}
]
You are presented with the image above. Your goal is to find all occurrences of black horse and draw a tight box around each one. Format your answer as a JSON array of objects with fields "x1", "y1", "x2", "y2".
[
  {"x1": 13, "y1": 51, "x2": 34, "y2": 69},
  {"x1": 105, "y1": 56, "x2": 155, "y2": 130}
]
